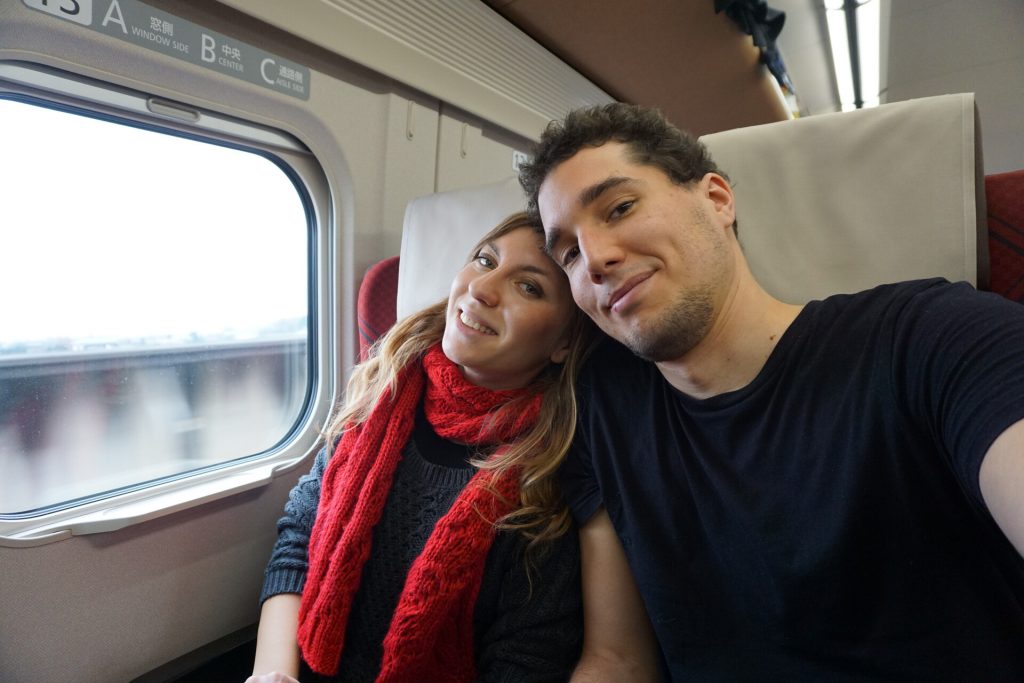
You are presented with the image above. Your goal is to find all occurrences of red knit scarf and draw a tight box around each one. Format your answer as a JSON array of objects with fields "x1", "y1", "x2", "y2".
[{"x1": 298, "y1": 344, "x2": 541, "y2": 680}]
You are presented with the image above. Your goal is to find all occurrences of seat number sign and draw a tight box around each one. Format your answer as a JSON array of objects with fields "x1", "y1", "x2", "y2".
[{"x1": 22, "y1": 0, "x2": 311, "y2": 100}]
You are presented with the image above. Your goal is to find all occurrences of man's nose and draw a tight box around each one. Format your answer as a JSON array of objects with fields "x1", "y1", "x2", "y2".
[{"x1": 579, "y1": 227, "x2": 624, "y2": 284}]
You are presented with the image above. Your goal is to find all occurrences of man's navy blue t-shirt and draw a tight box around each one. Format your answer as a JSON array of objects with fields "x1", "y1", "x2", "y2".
[{"x1": 562, "y1": 279, "x2": 1024, "y2": 681}]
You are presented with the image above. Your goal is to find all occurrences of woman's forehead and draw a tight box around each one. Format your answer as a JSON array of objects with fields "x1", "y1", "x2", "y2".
[{"x1": 490, "y1": 228, "x2": 562, "y2": 275}]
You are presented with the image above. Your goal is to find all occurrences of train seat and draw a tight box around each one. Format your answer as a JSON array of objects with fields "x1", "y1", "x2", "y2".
[
  {"x1": 357, "y1": 255, "x2": 400, "y2": 361},
  {"x1": 359, "y1": 93, "x2": 990, "y2": 350},
  {"x1": 985, "y1": 169, "x2": 1024, "y2": 303},
  {"x1": 699, "y1": 92, "x2": 987, "y2": 304}
]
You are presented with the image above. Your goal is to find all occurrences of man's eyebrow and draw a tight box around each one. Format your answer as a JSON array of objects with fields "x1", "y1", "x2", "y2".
[
  {"x1": 579, "y1": 176, "x2": 631, "y2": 209},
  {"x1": 543, "y1": 227, "x2": 561, "y2": 256}
]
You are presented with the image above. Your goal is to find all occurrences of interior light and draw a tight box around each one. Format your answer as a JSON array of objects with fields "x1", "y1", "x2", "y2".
[
  {"x1": 825, "y1": 6, "x2": 855, "y2": 111},
  {"x1": 824, "y1": 0, "x2": 881, "y2": 110},
  {"x1": 857, "y1": 0, "x2": 881, "y2": 108}
]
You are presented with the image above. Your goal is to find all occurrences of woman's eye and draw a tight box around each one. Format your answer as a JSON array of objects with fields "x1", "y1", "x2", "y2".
[
  {"x1": 475, "y1": 254, "x2": 495, "y2": 268},
  {"x1": 519, "y1": 281, "x2": 541, "y2": 297},
  {"x1": 610, "y1": 200, "x2": 633, "y2": 219}
]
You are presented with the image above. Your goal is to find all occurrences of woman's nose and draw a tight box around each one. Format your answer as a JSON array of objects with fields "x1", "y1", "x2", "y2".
[{"x1": 467, "y1": 270, "x2": 500, "y2": 306}]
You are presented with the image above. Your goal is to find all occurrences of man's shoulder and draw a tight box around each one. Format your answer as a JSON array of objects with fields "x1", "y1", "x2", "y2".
[
  {"x1": 835, "y1": 277, "x2": 1019, "y2": 323},
  {"x1": 803, "y1": 278, "x2": 1024, "y2": 364},
  {"x1": 813, "y1": 277, "x2": 978, "y2": 325},
  {"x1": 826, "y1": 277, "x2": 952, "y2": 307}
]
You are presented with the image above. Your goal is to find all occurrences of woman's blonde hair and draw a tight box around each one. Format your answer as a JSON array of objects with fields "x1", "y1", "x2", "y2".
[{"x1": 323, "y1": 211, "x2": 595, "y2": 546}]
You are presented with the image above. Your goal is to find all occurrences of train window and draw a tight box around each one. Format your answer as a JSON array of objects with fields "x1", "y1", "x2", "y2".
[{"x1": 0, "y1": 97, "x2": 311, "y2": 515}]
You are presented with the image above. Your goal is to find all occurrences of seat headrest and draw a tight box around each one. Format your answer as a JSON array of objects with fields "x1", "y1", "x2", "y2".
[
  {"x1": 396, "y1": 93, "x2": 986, "y2": 320},
  {"x1": 396, "y1": 176, "x2": 526, "y2": 320},
  {"x1": 700, "y1": 92, "x2": 986, "y2": 302}
]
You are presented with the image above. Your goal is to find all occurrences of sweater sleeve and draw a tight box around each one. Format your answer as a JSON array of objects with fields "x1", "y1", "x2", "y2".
[
  {"x1": 259, "y1": 446, "x2": 330, "y2": 605},
  {"x1": 474, "y1": 528, "x2": 583, "y2": 683}
]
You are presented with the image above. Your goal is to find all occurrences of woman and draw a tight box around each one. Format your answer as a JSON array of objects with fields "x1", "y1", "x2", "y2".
[{"x1": 248, "y1": 212, "x2": 594, "y2": 682}]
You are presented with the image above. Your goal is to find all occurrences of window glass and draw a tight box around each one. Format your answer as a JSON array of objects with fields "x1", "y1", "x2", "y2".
[{"x1": 0, "y1": 98, "x2": 311, "y2": 514}]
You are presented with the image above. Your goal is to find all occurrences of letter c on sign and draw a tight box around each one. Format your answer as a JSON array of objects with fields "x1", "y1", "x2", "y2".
[{"x1": 261, "y1": 58, "x2": 276, "y2": 85}]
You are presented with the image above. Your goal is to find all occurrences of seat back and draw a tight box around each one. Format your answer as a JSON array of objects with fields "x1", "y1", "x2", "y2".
[
  {"x1": 985, "y1": 169, "x2": 1024, "y2": 303},
  {"x1": 356, "y1": 255, "x2": 400, "y2": 360},
  {"x1": 700, "y1": 92, "x2": 986, "y2": 303}
]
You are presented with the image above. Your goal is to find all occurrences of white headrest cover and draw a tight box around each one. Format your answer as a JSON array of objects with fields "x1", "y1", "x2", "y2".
[
  {"x1": 700, "y1": 93, "x2": 984, "y2": 303},
  {"x1": 396, "y1": 176, "x2": 527, "y2": 320}
]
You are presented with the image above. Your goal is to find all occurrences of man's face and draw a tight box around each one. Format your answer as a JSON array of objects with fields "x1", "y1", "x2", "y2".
[{"x1": 537, "y1": 142, "x2": 736, "y2": 362}]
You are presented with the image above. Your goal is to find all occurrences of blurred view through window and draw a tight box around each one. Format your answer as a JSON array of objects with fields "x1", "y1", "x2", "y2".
[{"x1": 0, "y1": 98, "x2": 311, "y2": 514}]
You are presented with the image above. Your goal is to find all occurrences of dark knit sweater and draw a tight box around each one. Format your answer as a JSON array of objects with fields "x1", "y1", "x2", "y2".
[{"x1": 260, "y1": 406, "x2": 583, "y2": 682}]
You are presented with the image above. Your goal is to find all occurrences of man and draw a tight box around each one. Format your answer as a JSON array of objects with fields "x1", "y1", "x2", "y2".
[{"x1": 518, "y1": 103, "x2": 1024, "y2": 681}]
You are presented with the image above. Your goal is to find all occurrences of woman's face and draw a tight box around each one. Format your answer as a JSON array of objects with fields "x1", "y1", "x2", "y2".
[{"x1": 442, "y1": 226, "x2": 575, "y2": 390}]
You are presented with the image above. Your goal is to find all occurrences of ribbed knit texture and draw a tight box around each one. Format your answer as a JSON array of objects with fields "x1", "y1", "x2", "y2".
[
  {"x1": 334, "y1": 436, "x2": 472, "y2": 682},
  {"x1": 298, "y1": 344, "x2": 540, "y2": 679}
]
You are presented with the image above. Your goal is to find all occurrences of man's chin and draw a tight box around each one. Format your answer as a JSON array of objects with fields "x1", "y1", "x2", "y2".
[
  {"x1": 621, "y1": 328, "x2": 669, "y2": 362},
  {"x1": 622, "y1": 325, "x2": 702, "y2": 363}
]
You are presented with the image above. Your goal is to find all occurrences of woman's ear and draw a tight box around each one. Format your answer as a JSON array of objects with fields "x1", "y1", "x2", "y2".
[{"x1": 550, "y1": 337, "x2": 571, "y2": 365}]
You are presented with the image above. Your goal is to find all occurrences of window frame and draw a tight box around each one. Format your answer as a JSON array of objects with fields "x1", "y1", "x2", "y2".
[{"x1": 0, "y1": 61, "x2": 333, "y2": 546}]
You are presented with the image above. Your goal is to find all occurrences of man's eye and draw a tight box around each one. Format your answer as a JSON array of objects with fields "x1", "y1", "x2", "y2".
[
  {"x1": 562, "y1": 246, "x2": 580, "y2": 268},
  {"x1": 610, "y1": 200, "x2": 634, "y2": 219}
]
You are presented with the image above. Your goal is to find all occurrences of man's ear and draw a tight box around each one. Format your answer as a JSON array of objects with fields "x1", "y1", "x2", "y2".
[{"x1": 702, "y1": 172, "x2": 736, "y2": 231}]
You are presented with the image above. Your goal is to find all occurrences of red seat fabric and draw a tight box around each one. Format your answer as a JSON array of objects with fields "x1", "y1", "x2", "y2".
[
  {"x1": 357, "y1": 256, "x2": 400, "y2": 361},
  {"x1": 986, "y1": 170, "x2": 1024, "y2": 303}
]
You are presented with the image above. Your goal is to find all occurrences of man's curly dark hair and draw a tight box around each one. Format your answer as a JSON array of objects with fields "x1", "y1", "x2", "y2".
[{"x1": 518, "y1": 103, "x2": 731, "y2": 229}]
